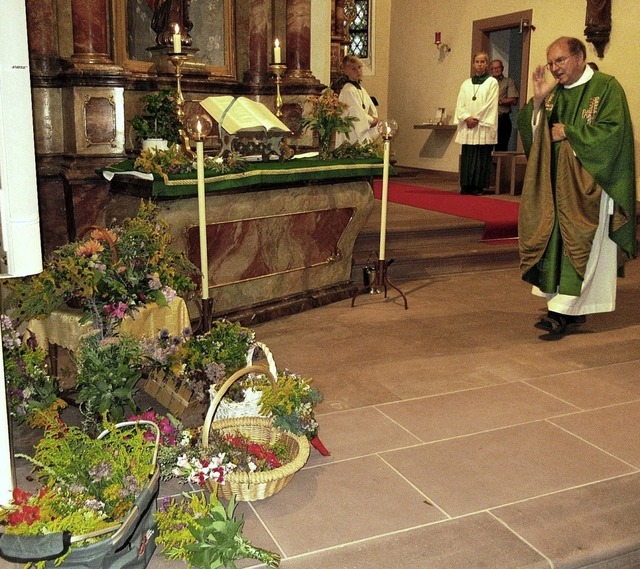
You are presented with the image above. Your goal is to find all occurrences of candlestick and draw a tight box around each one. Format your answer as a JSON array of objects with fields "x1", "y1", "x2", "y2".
[
  {"x1": 173, "y1": 24, "x2": 182, "y2": 54},
  {"x1": 352, "y1": 119, "x2": 407, "y2": 310},
  {"x1": 273, "y1": 38, "x2": 281, "y2": 64},
  {"x1": 196, "y1": 131, "x2": 209, "y2": 300},
  {"x1": 270, "y1": 63, "x2": 287, "y2": 118}
]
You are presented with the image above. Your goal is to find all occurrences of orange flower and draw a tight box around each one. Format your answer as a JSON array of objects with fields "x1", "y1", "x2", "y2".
[
  {"x1": 90, "y1": 228, "x2": 118, "y2": 244},
  {"x1": 75, "y1": 239, "x2": 105, "y2": 257}
]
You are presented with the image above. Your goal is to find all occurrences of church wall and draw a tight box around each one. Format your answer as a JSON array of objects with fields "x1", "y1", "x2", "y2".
[{"x1": 386, "y1": 0, "x2": 640, "y2": 191}]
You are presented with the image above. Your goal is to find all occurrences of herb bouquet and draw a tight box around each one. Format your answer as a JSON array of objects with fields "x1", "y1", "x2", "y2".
[{"x1": 141, "y1": 320, "x2": 256, "y2": 418}]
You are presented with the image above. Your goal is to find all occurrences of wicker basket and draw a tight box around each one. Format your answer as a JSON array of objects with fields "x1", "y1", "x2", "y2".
[
  {"x1": 210, "y1": 342, "x2": 277, "y2": 420},
  {"x1": 202, "y1": 364, "x2": 310, "y2": 501},
  {"x1": 142, "y1": 370, "x2": 205, "y2": 419}
]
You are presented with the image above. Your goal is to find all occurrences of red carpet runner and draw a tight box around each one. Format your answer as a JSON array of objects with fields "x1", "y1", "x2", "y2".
[{"x1": 372, "y1": 179, "x2": 519, "y2": 241}]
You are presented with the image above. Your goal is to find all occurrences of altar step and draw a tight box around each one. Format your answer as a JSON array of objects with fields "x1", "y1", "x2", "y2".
[{"x1": 351, "y1": 199, "x2": 520, "y2": 283}]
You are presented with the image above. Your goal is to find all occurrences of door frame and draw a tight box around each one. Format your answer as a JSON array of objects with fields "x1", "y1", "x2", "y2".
[{"x1": 471, "y1": 9, "x2": 534, "y2": 118}]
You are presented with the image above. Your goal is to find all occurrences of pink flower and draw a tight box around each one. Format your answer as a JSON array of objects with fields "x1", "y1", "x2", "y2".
[{"x1": 104, "y1": 301, "x2": 129, "y2": 319}]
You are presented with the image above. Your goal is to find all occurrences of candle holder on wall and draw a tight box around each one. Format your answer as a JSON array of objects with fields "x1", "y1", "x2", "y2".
[
  {"x1": 270, "y1": 63, "x2": 287, "y2": 118},
  {"x1": 434, "y1": 32, "x2": 452, "y2": 55}
]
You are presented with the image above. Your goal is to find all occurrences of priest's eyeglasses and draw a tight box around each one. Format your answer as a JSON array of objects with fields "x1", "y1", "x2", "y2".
[{"x1": 545, "y1": 54, "x2": 575, "y2": 69}]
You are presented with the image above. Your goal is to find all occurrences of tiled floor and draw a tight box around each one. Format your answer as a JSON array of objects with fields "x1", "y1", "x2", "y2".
[{"x1": 8, "y1": 175, "x2": 640, "y2": 569}]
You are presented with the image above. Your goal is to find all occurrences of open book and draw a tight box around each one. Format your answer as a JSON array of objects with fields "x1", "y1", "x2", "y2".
[{"x1": 199, "y1": 96, "x2": 291, "y2": 135}]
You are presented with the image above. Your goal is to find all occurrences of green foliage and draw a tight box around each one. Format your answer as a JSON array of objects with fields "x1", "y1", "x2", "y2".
[
  {"x1": 130, "y1": 88, "x2": 182, "y2": 145},
  {"x1": 74, "y1": 333, "x2": 143, "y2": 429},
  {"x1": 133, "y1": 147, "x2": 249, "y2": 178},
  {"x1": 5, "y1": 201, "x2": 198, "y2": 331},
  {"x1": 1, "y1": 315, "x2": 63, "y2": 424},
  {"x1": 155, "y1": 493, "x2": 280, "y2": 568},
  {"x1": 332, "y1": 138, "x2": 383, "y2": 159}
]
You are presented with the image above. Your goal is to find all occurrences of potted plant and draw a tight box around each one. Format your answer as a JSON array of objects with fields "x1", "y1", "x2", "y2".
[
  {"x1": 74, "y1": 331, "x2": 144, "y2": 431},
  {"x1": 130, "y1": 88, "x2": 182, "y2": 148},
  {"x1": 0, "y1": 315, "x2": 63, "y2": 425}
]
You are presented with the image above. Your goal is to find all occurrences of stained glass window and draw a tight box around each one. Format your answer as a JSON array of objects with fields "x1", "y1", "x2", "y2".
[{"x1": 349, "y1": 1, "x2": 370, "y2": 59}]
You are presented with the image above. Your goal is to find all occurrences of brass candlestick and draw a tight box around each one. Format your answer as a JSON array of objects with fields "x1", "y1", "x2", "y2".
[
  {"x1": 270, "y1": 63, "x2": 287, "y2": 117},
  {"x1": 168, "y1": 53, "x2": 195, "y2": 155}
]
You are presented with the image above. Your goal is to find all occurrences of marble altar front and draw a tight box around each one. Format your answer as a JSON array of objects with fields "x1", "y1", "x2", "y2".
[{"x1": 105, "y1": 178, "x2": 375, "y2": 323}]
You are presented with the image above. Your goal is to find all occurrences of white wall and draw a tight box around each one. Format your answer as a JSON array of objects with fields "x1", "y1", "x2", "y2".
[{"x1": 385, "y1": 0, "x2": 640, "y2": 189}]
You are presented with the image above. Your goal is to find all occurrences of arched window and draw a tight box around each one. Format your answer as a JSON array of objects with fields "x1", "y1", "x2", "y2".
[{"x1": 348, "y1": 0, "x2": 370, "y2": 59}]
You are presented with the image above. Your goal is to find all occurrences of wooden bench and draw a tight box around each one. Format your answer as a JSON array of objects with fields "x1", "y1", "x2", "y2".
[{"x1": 491, "y1": 151, "x2": 527, "y2": 195}]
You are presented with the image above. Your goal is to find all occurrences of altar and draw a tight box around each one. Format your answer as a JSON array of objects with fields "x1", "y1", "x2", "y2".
[{"x1": 103, "y1": 158, "x2": 381, "y2": 322}]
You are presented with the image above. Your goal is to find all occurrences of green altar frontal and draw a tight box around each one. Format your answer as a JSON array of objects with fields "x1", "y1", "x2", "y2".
[{"x1": 103, "y1": 157, "x2": 388, "y2": 198}]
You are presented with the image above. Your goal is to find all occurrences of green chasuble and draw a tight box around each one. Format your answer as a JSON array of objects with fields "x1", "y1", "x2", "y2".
[{"x1": 517, "y1": 71, "x2": 636, "y2": 296}]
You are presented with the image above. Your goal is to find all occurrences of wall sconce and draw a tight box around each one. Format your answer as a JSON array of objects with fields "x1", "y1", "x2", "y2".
[{"x1": 434, "y1": 32, "x2": 451, "y2": 54}]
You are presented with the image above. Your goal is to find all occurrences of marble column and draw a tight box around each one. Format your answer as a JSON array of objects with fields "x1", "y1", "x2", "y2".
[
  {"x1": 245, "y1": 0, "x2": 270, "y2": 85},
  {"x1": 285, "y1": 0, "x2": 314, "y2": 81},
  {"x1": 25, "y1": 0, "x2": 63, "y2": 75},
  {"x1": 69, "y1": 0, "x2": 114, "y2": 66}
]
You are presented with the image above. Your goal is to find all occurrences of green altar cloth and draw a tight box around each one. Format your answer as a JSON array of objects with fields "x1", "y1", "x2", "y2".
[{"x1": 102, "y1": 157, "x2": 390, "y2": 198}]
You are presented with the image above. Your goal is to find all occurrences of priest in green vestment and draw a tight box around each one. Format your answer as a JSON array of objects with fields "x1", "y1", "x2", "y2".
[{"x1": 517, "y1": 36, "x2": 636, "y2": 336}]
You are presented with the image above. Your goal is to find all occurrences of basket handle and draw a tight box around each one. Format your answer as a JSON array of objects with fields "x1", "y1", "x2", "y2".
[
  {"x1": 245, "y1": 341, "x2": 277, "y2": 378},
  {"x1": 202, "y1": 364, "x2": 275, "y2": 449}
]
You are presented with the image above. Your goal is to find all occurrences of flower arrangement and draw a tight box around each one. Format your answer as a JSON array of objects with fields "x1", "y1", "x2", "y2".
[
  {"x1": 300, "y1": 87, "x2": 357, "y2": 159},
  {"x1": 141, "y1": 320, "x2": 256, "y2": 407},
  {"x1": 172, "y1": 429, "x2": 288, "y2": 487},
  {"x1": 155, "y1": 493, "x2": 280, "y2": 568},
  {"x1": 0, "y1": 412, "x2": 157, "y2": 568},
  {"x1": 5, "y1": 201, "x2": 198, "y2": 331},
  {"x1": 0, "y1": 315, "x2": 63, "y2": 425},
  {"x1": 129, "y1": 410, "x2": 290, "y2": 487}
]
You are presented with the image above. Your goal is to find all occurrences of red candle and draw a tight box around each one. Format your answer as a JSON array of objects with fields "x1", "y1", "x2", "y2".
[{"x1": 435, "y1": 32, "x2": 441, "y2": 44}]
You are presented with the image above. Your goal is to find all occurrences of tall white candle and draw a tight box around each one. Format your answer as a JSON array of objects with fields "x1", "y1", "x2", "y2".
[
  {"x1": 273, "y1": 38, "x2": 281, "y2": 64},
  {"x1": 378, "y1": 138, "x2": 391, "y2": 261},
  {"x1": 173, "y1": 24, "x2": 181, "y2": 54},
  {"x1": 196, "y1": 123, "x2": 209, "y2": 299}
]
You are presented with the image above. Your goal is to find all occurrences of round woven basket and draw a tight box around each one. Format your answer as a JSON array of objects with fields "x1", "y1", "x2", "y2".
[{"x1": 202, "y1": 364, "x2": 310, "y2": 501}]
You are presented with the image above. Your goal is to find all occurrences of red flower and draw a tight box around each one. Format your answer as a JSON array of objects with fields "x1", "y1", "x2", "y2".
[
  {"x1": 11, "y1": 487, "x2": 31, "y2": 505},
  {"x1": 7, "y1": 504, "x2": 40, "y2": 526}
]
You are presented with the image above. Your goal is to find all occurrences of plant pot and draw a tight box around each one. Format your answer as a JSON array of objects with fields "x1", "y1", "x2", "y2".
[{"x1": 141, "y1": 138, "x2": 168, "y2": 151}]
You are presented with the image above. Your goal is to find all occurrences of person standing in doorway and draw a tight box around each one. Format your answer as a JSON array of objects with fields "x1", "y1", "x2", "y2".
[
  {"x1": 454, "y1": 51, "x2": 498, "y2": 195},
  {"x1": 490, "y1": 59, "x2": 519, "y2": 151},
  {"x1": 517, "y1": 36, "x2": 636, "y2": 337}
]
